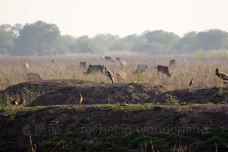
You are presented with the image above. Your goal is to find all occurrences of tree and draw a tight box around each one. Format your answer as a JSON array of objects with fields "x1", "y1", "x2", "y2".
[
  {"x1": 74, "y1": 36, "x2": 99, "y2": 53},
  {"x1": 196, "y1": 29, "x2": 228, "y2": 50},
  {"x1": 175, "y1": 30, "x2": 228, "y2": 53},
  {"x1": 131, "y1": 30, "x2": 180, "y2": 54},
  {"x1": 59, "y1": 35, "x2": 77, "y2": 53},
  {"x1": 174, "y1": 32, "x2": 198, "y2": 53},
  {"x1": 14, "y1": 21, "x2": 62, "y2": 55},
  {"x1": 93, "y1": 34, "x2": 122, "y2": 51},
  {"x1": 0, "y1": 24, "x2": 19, "y2": 54}
]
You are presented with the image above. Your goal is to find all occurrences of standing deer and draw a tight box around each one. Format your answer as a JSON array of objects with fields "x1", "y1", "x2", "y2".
[
  {"x1": 80, "y1": 62, "x2": 87, "y2": 69},
  {"x1": 169, "y1": 59, "x2": 176, "y2": 66},
  {"x1": 157, "y1": 65, "x2": 172, "y2": 77},
  {"x1": 24, "y1": 62, "x2": 30, "y2": 71}
]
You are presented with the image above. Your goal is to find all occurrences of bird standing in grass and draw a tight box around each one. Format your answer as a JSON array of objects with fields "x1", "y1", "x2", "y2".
[
  {"x1": 104, "y1": 68, "x2": 114, "y2": 83},
  {"x1": 189, "y1": 78, "x2": 193, "y2": 87},
  {"x1": 188, "y1": 78, "x2": 194, "y2": 92},
  {"x1": 215, "y1": 68, "x2": 228, "y2": 81},
  {"x1": 79, "y1": 94, "x2": 83, "y2": 105}
]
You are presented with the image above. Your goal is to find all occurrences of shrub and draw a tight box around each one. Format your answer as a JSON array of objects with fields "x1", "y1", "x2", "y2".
[{"x1": 194, "y1": 50, "x2": 209, "y2": 58}]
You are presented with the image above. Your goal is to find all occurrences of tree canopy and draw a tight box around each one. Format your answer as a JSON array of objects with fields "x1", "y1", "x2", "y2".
[{"x1": 1, "y1": 21, "x2": 228, "y2": 55}]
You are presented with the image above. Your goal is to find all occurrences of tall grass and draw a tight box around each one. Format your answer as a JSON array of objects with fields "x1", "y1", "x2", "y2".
[{"x1": 0, "y1": 55, "x2": 227, "y2": 91}]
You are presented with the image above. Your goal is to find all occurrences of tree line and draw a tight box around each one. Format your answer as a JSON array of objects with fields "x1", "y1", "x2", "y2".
[{"x1": 1, "y1": 21, "x2": 228, "y2": 56}]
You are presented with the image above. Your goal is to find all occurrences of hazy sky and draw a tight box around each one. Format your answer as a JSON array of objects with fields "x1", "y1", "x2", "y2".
[{"x1": 1, "y1": 0, "x2": 228, "y2": 37}]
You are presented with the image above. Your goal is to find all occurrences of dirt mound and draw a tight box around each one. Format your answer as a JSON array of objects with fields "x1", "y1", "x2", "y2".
[
  {"x1": 148, "y1": 86, "x2": 228, "y2": 104},
  {"x1": 0, "y1": 80, "x2": 227, "y2": 106},
  {"x1": 0, "y1": 105, "x2": 228, "y2": 152},
  {"x1": 0, "y1": 80, "x2": 165, "y2": 106}
]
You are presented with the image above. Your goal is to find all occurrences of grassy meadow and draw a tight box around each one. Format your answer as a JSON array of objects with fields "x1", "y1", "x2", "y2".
[{"x1": 0, "y1": 54, "x2": 227, "y2": 90}]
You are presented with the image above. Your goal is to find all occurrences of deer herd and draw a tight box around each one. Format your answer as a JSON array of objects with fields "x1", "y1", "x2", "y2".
[
  {"x1": 12, "y1": 56, "x2": 228, "y2": 106},
  {"x1": 81, "y1": 56, "x2": 177, "y2": 83},
  {"x1": 22, "y1": 56, "x2": 228, "y2": 85}
]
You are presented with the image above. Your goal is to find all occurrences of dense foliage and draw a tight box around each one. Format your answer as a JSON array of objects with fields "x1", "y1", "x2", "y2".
[{"x1": 1, "y1": 21, "x2": 228, "y2": 55}]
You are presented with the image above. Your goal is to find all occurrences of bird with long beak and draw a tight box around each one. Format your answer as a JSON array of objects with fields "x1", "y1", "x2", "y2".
[{"x1": 215, "y1": 68, "x2": 228, "y2": 81}]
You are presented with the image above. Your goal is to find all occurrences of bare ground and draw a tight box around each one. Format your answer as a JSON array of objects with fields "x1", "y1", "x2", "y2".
[
  {"x1": 0, "y1": 80, "x2": 227, "y2": 106},
  {"x1": 0, "y1": 80, "x2": 228, "y2": 152},
  {"x1": 0, "y1": 104, "x2": 228, "y2": 152}
]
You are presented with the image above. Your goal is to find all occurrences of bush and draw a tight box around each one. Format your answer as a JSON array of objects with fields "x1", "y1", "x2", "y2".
[{"x1": 194, "y1": 50, "x2": 210, "y2": 58}]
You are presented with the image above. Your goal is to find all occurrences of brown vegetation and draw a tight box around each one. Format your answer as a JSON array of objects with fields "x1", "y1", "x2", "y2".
[{"x1": 1, "y1": 55, "x2": 227, "y2": 91}]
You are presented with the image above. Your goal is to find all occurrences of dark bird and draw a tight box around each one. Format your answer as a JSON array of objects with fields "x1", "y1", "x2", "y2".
[
  {"x1": 104, "y1": 68, "x2": 115, "y2": 83},
  {"x1": 215, "y1": 68, "x2": 228, "y2": 81},
  {"x1": 189, "y1": 78, "x2": 194, "y2": 88},
  {"x1": 79, "y1": 94, "x2": 83, "y2": 105},
  {"x1": 188, "y1": 78, "x2": 193, "y2": 92}
]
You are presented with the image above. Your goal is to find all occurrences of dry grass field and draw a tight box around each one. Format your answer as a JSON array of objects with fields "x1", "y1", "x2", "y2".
[
  {"x1": 0, "y1": 54, "x2": 228, "y2": 152},
  {"x1": 0, "y1": 55, "x2": 227, "y2": 90}
]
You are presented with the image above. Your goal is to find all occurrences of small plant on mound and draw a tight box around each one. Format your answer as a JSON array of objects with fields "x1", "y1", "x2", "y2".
[
  {"x1": 2, "y1": 73, "x2": 12, "y2": 86},
  {"x1": 132, "y1": 70, "x2": 144, "y2": 83},
  {"x1": 140, "y1": 140, "x2": 159, "y2": 152},
  {"x1": 217, "y1": 85, "x2": 224, "y2": 97},
  {"x1": 166, "y1": 94, "x2": 179, "y2": 105},
  {"x1": 0, "y1": 103, "x2": 19, "y2": 119},
  {"x1": 0, "y1": 95, "x2": 14, "y2": 105},
  {"x1": 216, "y1": 77, "x2": 224, "y2": 97},
  {"x1": 5, "y1": 105, "x2": 20, "y2": 119},
  {"x1": 200, "y1": 127, "x2": 214, "y2": 138},
  {"x1": 171, "y1": 144, "x2": 189, "y2": 152}
]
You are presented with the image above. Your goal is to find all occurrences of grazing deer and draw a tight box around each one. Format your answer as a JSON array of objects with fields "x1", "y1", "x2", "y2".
[
  {"x1": 27, "y1": 73, "x2": 42, "y2": 81},
  {"x1": 84, "y1": 65, "x2": 106, "y2": 74},
  {"x1": 169, "y1": 59, "x2": 176, "y2": 66},
  {"x1": 116, "y1": 71, "x2": 127, "y2": 82},
  {"x1": 133, "y1": 64, "x2": 149, "y2": 74},
  {"x1": 215, "y1": 68, "x2": 228, "y2": 81},
  {"x1": 116, "y1": 57, "x2": 121, "y2": 61},
  {"x1": 104, "y1": 56, "x2": 115, "y2": 62},
  {"x1": 51, "y1": 59, "x2": 56, "y2": 64},
  {"x1": 80, "y1": 62, "x2": 87, "y2": 69},
  {"x1": 157, "y1": 65, "x2": 172, "y2": 77}
]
